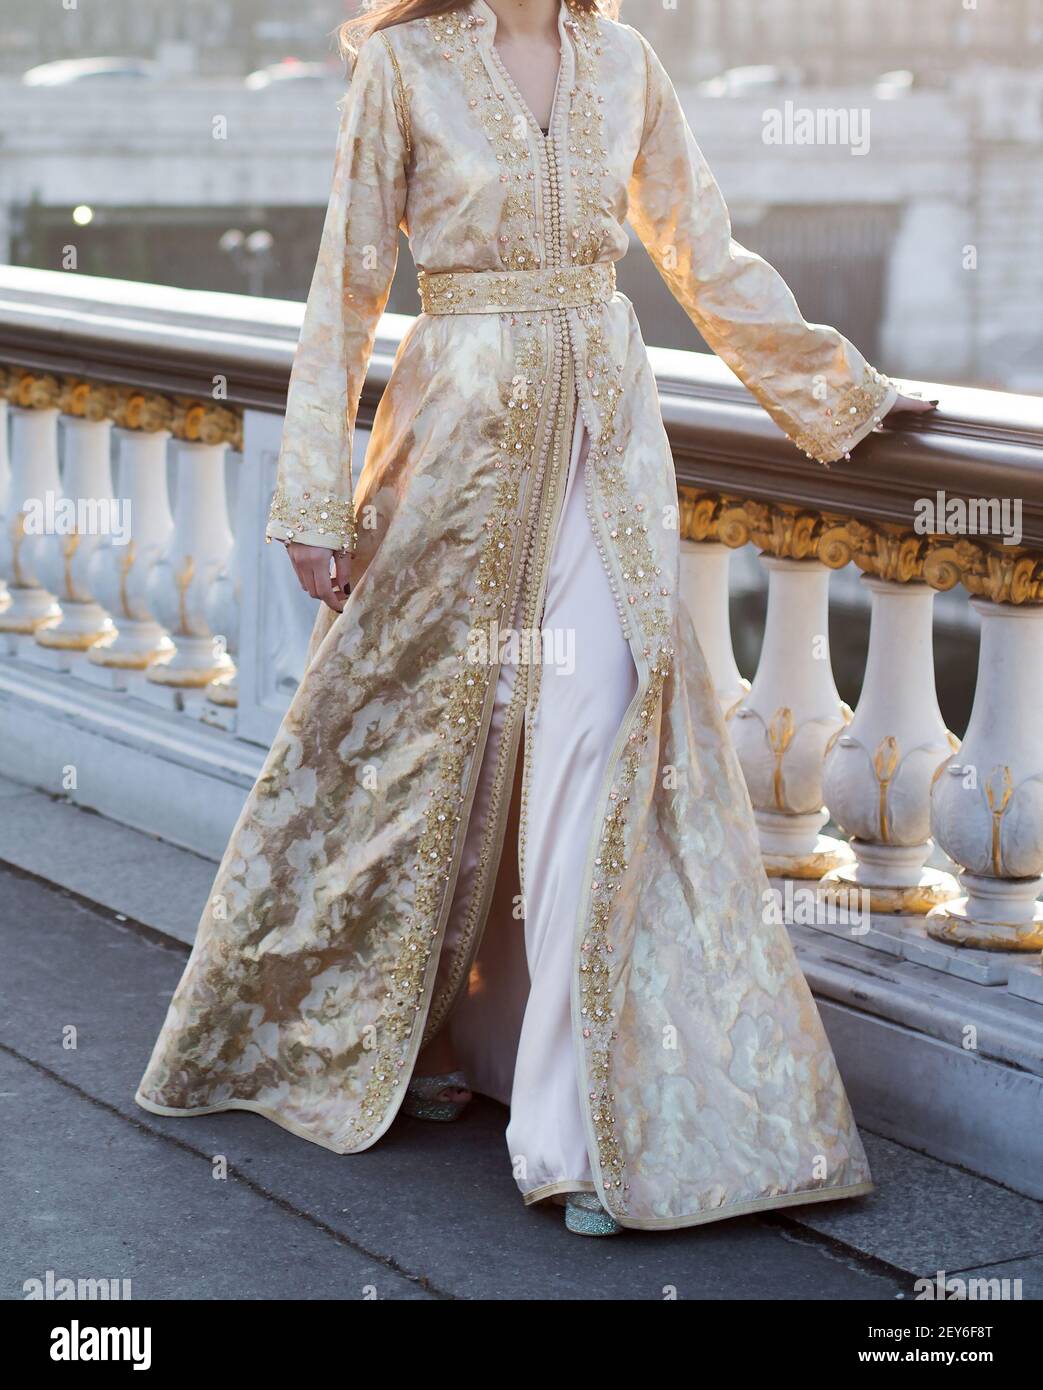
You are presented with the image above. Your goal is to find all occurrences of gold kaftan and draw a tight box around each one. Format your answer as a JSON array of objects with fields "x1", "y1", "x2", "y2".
[{"x1": 137, "y1": 0, "x2": 897, "y2": 1229}]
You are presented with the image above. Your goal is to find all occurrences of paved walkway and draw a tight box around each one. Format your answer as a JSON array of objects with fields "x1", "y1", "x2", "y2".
[{"x1": 2, "y1": 805, "x2": 1041, "y2": 1298}]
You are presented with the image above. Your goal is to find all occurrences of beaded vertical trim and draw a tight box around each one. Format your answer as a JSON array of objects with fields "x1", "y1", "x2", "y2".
[
  {"x1": 406, "y1": 5, "x2": 675, "y2": 1217},
  {"x1": 557, "y1": 10, "x2": 678, "y2": 1218},
  {"x1": 422, "y1": 323, "x2": 556, "y2": 1037},
  {"x1": 419, "y1": 0, "x2": 578, "y2": 1030},
  {"x1": 562, "y1": 5, "x2": 609, "y2": 267},
  {"x1": 576, "y1": 327, "x2": 677, "y2": 1215},
  {"x1": 348, "y1": 325, "x2": 548, "y2": 1142},
  {"x1": 427, "y1": 8, "x2": 541, "y2": 271},
  {"x1": 575, "y1": 316, "x2": 678, "y2": 1216},
  {"x1": 426, "y1": 334, "x2": 578, "y2": 1039},
  {"x1": 378, "y1": 33, "x2": 413, "y2": 160},
  {"x1": 581, "y1": 654, "x2": 670, "y2": 1215}
]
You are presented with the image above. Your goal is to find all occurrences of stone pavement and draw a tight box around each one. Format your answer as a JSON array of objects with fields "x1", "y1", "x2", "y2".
[{"x1": 1, "y1": 785, "x2": 1041, "y2": 1300}]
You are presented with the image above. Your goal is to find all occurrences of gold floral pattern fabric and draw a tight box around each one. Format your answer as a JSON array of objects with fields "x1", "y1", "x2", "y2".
[
  {"x1": 138, "y1": 0, "x2": 877, "y2": 1229},
  {"x1": 263, "y1": 34, "x2": 408, "y2": 551},
  {"x1": 625, "y1": 26, "x2": 897, "y2": 464}
]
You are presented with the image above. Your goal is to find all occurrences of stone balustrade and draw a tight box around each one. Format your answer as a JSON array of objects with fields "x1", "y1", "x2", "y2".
[
  {"x1": 1, "y1": 264, "x2": 1042, "y2": 1195},
  {"x1": 677, "y1": 488, "x2": 1043, "y2": 954},
  {"x1": 1, "y1": 266, "x2": 1041, "y2": 962}
]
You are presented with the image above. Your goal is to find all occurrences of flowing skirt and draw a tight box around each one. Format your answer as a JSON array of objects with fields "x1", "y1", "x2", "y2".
[{"x1": 431, "y1": 408, "x2": 639, "y2": 1203}]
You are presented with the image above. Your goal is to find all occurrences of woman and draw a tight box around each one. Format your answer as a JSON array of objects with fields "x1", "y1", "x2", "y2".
[{"x1": 136, "y1": 0, "x2": 935, "y2": 1237}]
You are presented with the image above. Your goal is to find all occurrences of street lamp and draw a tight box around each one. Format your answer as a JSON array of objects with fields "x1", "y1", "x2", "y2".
[{"x1": 218, "y1": 226, "x2": 275, "y2": 297}]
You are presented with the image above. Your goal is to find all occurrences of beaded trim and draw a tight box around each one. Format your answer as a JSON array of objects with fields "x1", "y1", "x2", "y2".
[
  {"x1": 357, "y1": 0, "x2": 550, "y2": 1097},
  {"x1": 348, "y1": 326, "x2": 549, "y2": 1143},
  {"x1": 387, "y1": 3, "x2": 665, "y2": 1213},
  {"x1": 581, "y1": 653, "x2": 671, "y2": 1217},
  {"x1": 378, "y1": 33, "x2": 413, "y2": 160},
  {"x1": 419, "y1": 262, "x2": 616, "y2": 315},
  {"x1": 575, "y1": 311, "x2": 675, "y2": 1216},
  {"x1": 266, "y1": 488, "x2": 357, "y2": 550},
  {"x1": 580, "y1": 322, "x2": 672, "y2": 642},
  {"x1": 426, "y1": 333, "x2": 577, "y2": 1038},
  {"x1": 427, "y1": 7, "x2": 541, "y2": 271},
  {"x1": 791, "y1": 364, "x2": 894, "y2": 465},
  {"x1": 562, "y1": 3, "x2": 609, "y2": 267}
]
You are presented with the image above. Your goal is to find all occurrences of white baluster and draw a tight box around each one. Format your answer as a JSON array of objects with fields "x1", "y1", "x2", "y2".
[
  {"x1": 0, "y1": 406, "x2": 61, "y2": 646},
  {"x1": 82, "y1": 427, "x2": 175, "y2": 688},
  {"x1": 28, "y1": 414, "x2": 116, "y2": 667},
  {"x1": 142, "y1": 439, "x2": 234, "y2": 706},
  {"x1": 728, "y1": 555, "x2": 853, "y2": 877},
  {"x1": 202, "y1": 448, "x2": 243, "y2": 727},
  {"x1": 820, "y1": 577, "x2": 959, "y2": 914},
  {"x1": 83, "y1": 422, "x2": 175, "y2": 683},
  {"x1": 928, "y1": 598, "x2": 1043, "y2": 950},
  {"x1": 679, "y1": 540, "x2": 748, "y2": 714}
]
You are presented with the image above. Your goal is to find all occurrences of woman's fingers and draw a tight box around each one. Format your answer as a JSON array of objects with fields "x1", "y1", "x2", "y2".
[
  {"x1": 887, "y1": 391, "x2": 940, "y2": 415},
  {"x1": 333, "y1": 550, "x2": 352, "y2": 597},
  {"x1": 285, "y1": 542, "x2": 352, "y2": 612},
  {"x1": 314, "y1": 560, "x2": 345, "y2": 613},
  {"x1": 294, "y1": 554, "x2": 319, "y2": 599}
]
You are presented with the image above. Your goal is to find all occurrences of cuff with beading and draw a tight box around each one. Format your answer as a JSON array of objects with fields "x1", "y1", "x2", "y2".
[{"x1": 265, "y1": 489, "x2": 357, "y2": 551}]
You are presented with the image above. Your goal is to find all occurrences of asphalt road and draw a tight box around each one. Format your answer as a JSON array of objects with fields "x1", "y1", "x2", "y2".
[{"x1": 1, "y1": 863, "x2": 1037, "y2": 1301}]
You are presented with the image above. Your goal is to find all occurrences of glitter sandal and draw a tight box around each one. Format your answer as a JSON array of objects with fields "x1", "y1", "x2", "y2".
[
  {"x1": 401, "y1": 1070, "x2": 472, "y2": 1122},
  {"x1": 565, "y1": 1192, "x2": 623, "y2": 1237}
]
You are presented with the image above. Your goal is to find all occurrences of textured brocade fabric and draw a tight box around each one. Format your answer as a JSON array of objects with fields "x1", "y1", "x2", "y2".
[
  {"x1": 265, "y1": 36, "x2": 408, "y2": 551},
  {"x1": 624, "y1": 30, "x2": 897, "y2": 464},
  {"x1": 138, "y1": 0, "x2": 876, "y2": 1228}
]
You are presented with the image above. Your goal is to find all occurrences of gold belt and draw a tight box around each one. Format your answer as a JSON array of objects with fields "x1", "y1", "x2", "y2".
[{"x1": 418, "y1": 263, "x2": 616, "y2": 315}]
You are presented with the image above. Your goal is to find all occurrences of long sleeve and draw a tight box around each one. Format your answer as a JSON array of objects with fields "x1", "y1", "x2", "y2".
[
  {"x1": 626, "y1": 31, "x2": 898, "y2": 465},
  {"x1": 265, "y1": 33, "x2": 409, "y2": 550}
]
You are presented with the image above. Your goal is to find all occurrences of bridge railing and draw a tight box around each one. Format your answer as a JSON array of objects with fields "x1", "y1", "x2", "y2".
[{"x1": 1, "y1": 264, "x2": 1041, "y2": 977}]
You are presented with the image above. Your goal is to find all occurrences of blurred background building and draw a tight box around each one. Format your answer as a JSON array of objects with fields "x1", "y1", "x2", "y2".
[
  {"x1": 1, "y1": 0, "x2": 1041, "y2": 393},
  {"x1": 1, "y1": 0, "x2": 1042, "y2": 728}
]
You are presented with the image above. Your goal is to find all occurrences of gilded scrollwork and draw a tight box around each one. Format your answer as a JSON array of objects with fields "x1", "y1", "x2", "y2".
[
  {"x1": 0, "y1": 368, "x2": 243, "y2": 450},
  {"x1": 58, "y1": 378, "x2": 121, "y2": 422},
  {"x1": 2, "y1": 368, "x2": 62, "y2": 410},
  {"x1": 112, "y1": 390, "x2": 176, "y2": 435},
  {"x1": 678, "y1": 486, "x2": 1043, "y2": 605},
  {"x1": 921, "y1": 539, "x2": 1043, "y2": 606}
]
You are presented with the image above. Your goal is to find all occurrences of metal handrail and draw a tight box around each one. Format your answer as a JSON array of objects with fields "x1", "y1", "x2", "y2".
[{"x1": 1, "y1": 265, "x2": 1041, "y2": 547}]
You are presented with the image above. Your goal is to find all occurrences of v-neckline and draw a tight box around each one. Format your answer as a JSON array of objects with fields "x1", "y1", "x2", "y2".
[{"x1": 472, "y1": 0, "x2": 571, "y2": 143}]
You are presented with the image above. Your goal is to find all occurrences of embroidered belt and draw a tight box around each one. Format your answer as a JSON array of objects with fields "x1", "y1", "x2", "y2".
[{"x1": 418, "y1": 262, "x2": 616, "y2": 315}]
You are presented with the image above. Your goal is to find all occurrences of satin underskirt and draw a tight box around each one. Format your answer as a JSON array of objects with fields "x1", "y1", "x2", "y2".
[{"x1": 434, "y1": 405, "x2": 639, "y2": 1202}]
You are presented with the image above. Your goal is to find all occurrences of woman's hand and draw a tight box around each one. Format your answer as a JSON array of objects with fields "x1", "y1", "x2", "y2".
[
  {"x1": 286, "y1": 542, "x2": 353, "y2": 614},
  {"x1": 885, "y1": 390, "x2": 940, "y2": 419}
]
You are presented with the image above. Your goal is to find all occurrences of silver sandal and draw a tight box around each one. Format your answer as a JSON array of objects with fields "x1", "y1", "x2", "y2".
[
  {"x1": 565, "y1": 1191, "x2": 623, "y2": 1237},
  {"x1": 401, "y1": 1070, "x2": 472, "y2": 1122}
]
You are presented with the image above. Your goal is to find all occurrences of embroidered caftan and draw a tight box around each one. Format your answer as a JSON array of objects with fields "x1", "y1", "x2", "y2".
[{"x1": 137, "y1": 0, "x2": 898, "y2": 1229}]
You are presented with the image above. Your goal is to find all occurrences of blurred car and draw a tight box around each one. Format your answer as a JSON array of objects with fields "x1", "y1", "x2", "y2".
[
  {"x1": 874, "y1": 68, "x2": 915, "y2": 100},
  {"x1": 244, "y1": 59, "x2": 338, "y2": 91},
  {"x1": 698, "y1": 64, "x2": 805, "y2": 97},
  {"x1": 22, "y1": 57, "x2": 160, "y2": 86}
]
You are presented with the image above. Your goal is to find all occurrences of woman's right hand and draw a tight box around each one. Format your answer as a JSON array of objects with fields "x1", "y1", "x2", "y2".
[{"x1": 286, "y1": 542, "x2": 353, "y2": 614}]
